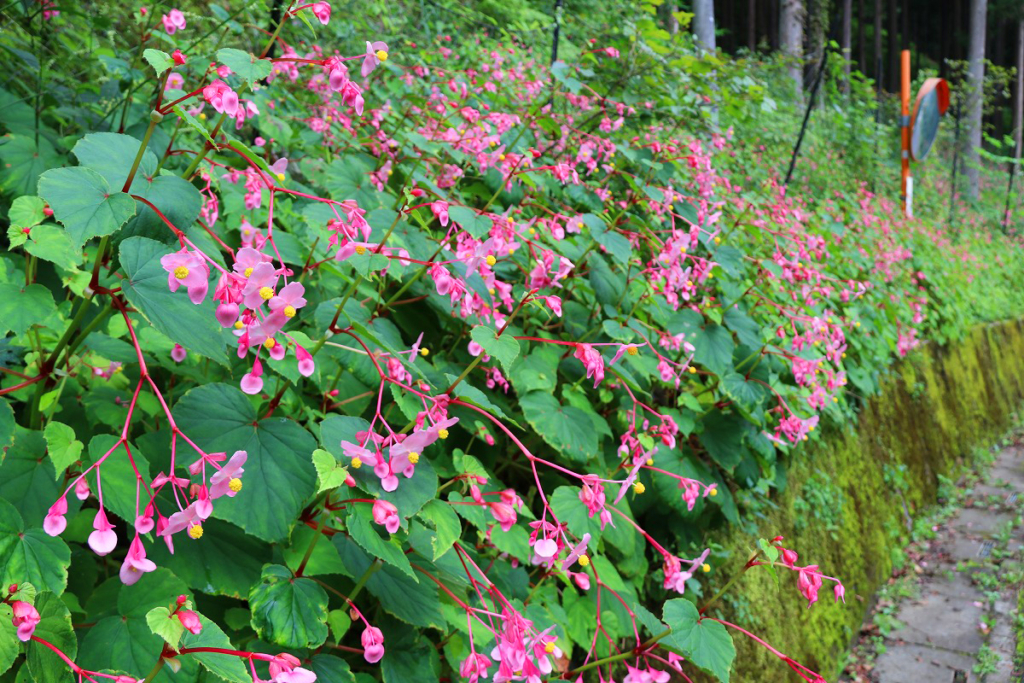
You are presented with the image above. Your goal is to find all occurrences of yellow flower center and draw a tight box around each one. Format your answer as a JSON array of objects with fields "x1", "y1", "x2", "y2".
[
  {"x1": 714, "y1": 237, "x2": 721, "y2": 244},
  {"x1": 259, "y1": 286, "x2": 274, "y2": 300},
  {"x1": 174, "y1": 266, "x2": 189, "y2": 279},
  {"x1": 710, "y1": 488, "x2": 718, "y2": 497},
  {"x1": 544, "y1": 642, "x2": 555, "y2": 654},
  {"x1": 490, "y1": 140, "x2": 498, "y2": 148},
  {"x1": 284, "y1": 305, "x2": 296, "y2": 318},
  {"x1": 351, "y1": 457, "x2": 362, "y2": 469},
  {"x1": 228, "y1": 478, "x2": 243, "y2": 492},
  {"x1": 244, "y1": 267, "x2": 253, "y2": 277},
  {"x1": 234, "y1": 321, "x2": 244, "y2": 329},
  {"x1": 688, "y1": 366, "x2": 697, "y2": 374},
  {"x1": 438, "y1": 428, "x2": 449, "y2": 440},
  {"x1": 578, "y1": 554, "x2": 590, "y2": 567},
  {"x1": 199, "y1": 112, "x2": 207, "y2": 121},
  {"x1": 702, "y1": 563, "x2": 711, "y2": 573},
  {"x1": 528, "y1": 227, "x2": 536, "y2": 235},
  {"x1": 408, "y1": 452, "x2": 420, "y2": 464},
  {"x1": 420, "y1": 347, "x2": 429, "y2": 356},
  {"x1": 633, "y1": 482, "x2": 645, "y2": 495},
  {"x1": 488, "y1": 288, "x2": 495, "y2": 295},
  {"x1": 646, "y1": 457, "x2": 653, "y2": 466},
  {"x1": 264, "y1": 338, "x2": 276, "y2": 349},
  {"x1": 486, "y1": 255, "x2": 496, "y2": 267},
  {"x1": 188, "y1": 524, "x2": 203, "y2": 540},
  {"x1": 375, "y1": 50, "x2": 388, "y2": 61},
  {"x1": 355, "y1": 245, "x2": 367, "y2": 255},
  {"x1": 275, "y1": 173, "x2": 285, "y2": 181},
  {"x1": 499, "y1": 154, "x2": 506, "y2": 161},
  {"x1": 627, "y1": 345, "x2": 638, "y2": 356}
]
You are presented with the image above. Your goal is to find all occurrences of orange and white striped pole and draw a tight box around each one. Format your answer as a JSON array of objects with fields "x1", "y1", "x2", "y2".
[{"x1": 901, "y1": 49, "x2": 912, "y2": 218}]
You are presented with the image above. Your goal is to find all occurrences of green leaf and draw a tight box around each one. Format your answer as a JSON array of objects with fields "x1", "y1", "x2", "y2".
[
  {"x1": 313, "y1": 448, "x2": 348, "y2": 494},
  {"x1": 663, "y1": 598, "x2": 735, "y2": 683},
  {"x1": 72, "y1": 133, "x2": 157, "y2": 192},
  {"x1": 445, "y1": 376, "x2": 520, "y2": 427},
  {"x1": 173, "y1": 383, "x2": 317, "y2": 543},
  {"x1": 37, "y1": 167, "x2": 136, "y2": 247},
  {"x1": 0, "y1": 497, "x2": 71, "y2": 596},
  {"x1": 249, "y1": 564, "x2": 329, "y2": 649},
  {"x1": 469, "y1": 326, "x2": 520, "y2": 375},
  {"x1": 311, "y1": 655, "x2": 355, "y2": 683},
  {"x1": 24, "y1": 225, "x2": 82, "y2": 270},
  {"x1": 146, "y1": 606, "x2": 185, "y2": 648},
  {"x1": 180, "y1": 612, "x2": 251, "y2": 683},
  {"x1": 549, "y1": 485, "x2": 603, "y2": 542},
  {"x1": 347, "y1": 506, "x2": 416, "y2": 580},
  {"x1": 720, "y1": 373, "x2": 766, "y2": 412},
  {"x1": 382, "y1": 637, "x2": 441, "y2": 683},
  {"x1": 447, "y1": 205, "x2": 493, "y2": 238},
  {"x1": 86, "y1": 435, "x2": 150, "y2": 527},
  {"x1": 0, "y1": 604, "x2": 17, "y2": 678},
  {"x1": 698, "y1": 411, "x2": 746, "y2": 471},
  {"x1": 0, "y1": 429, "x2": 65, "y2": 525},
  {"x1": 509, "y1": 347, "x2": 559, "y2": 393},
  {"x1": 0, "y1": 400, "x2": 13, "y2": 453},
  {"x1": 27, "y1": 594, "x2": 76, "y2": 683},
  {"x1": 43, "y1": 421, "x2": 83, "y2": 480},
  {"x1": 520, "y1": 392, "x2": 598, "y2": 463},
  {"x1": 217, "y1": 48, "x2": 272, "y2": 88},
  {"x1": 692, "y1": 323, "x2": 735, "y2": 376},
  {"x1": 119, "y1": 237, "x2": 229, "y2": 365},
  {"x1": 757, "y1": 538, "x2": 781, "y2": 588},
  {"x1": 0, "y1": 284, "x2": 57, "y2": 337},
  {"x1": 0, "y1": 135, "x2": 60, "y2": 195},
  {"x1": 143, "y1": 48, "x2": 174, "y2": 75},
  {"x1": 172, "y1": 105, "x2": 217, "y2": 146},
  {"x1": 8, "y1": 196, "x2": 45, "y2": 229},
  {"x1": 417, "y1": 500, "x2": 461, "y2": 560},
  {"x1": 147, "y1": 518, "x2": 267, "y2": 599}
]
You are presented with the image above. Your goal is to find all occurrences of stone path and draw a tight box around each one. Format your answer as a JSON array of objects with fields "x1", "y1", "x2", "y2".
[{"x1": 852, "y1": 444, "x2": 1024, "y2": 683}]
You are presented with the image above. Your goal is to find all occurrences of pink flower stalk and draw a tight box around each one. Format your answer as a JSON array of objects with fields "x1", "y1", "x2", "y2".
[
  {"x1": 161, "y1": 9, "x2": 186, "y2": 34},
  {"x1": 361, "y1": 625, "x2": 385, "y2": 663},
  {"x1": 88, "y1": 508, "x2": 117, "y2": 556},
  {"x1": 44, "y1": 497, "x2": 68, "y2": 536},
  {"x1": 202, "y1": 80, "x2": 239, "y2": 117},
  {"x1": 161, "y1": 249, "x2": 210, "y2": 305},
  {"x1": 177, "y1": 609, "x2": 202, "y2": 634},
  {"x1": 310, "y1": 1, "x2": 331, "y2": 24},
  {"x1": 371, "y1": 499, "x2": 400, "y2": 534},
  {"x1": 120, "y1": 534, "x2": 157, "y2": 585},
  {"x1": 573, "y1": 343, "x2": 605, "y2": 388},
  {"x1": 11, "y1": 601, "x2": 40, "y2": 641},
  {"x1": 361, "y1": 41, "x2": 389, "y2": 78}
]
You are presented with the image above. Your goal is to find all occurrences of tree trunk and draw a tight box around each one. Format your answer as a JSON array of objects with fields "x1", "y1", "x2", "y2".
[
  {"x1": 1014, "y1": 20, "x2": 1023, "y2": 160},
  {"x1": 805, "y1": 0, "x2": 828, "y2": 86},
  {"x1": 965, "y1": 0, "x2": 987, "y2": 200},
  {"x1": 781, "y1": 0, "x2": 805, "y2": 96},
  {"x1": 749, "y1": 0, "x2": 758, "y2": 51},
  {"x1": 857, "y1": 0, "x2": 865, "y2": 73},
  {"x1": 874, "y1": 0, "x2": 883, "y2": 89},
  {"x1": 693, "y1": 0, "x2": 715, "y2": 51},
  {"x1": 888, "y1": 0, "x2": 899, "y2": 92},
  {"x1": 842, "y1": 0, "x2": 853, "y2": 90}
]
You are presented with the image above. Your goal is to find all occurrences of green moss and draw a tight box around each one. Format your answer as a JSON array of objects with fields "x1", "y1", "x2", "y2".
[{"x1": 711, "y1": 320, "x2": 1024, "y2": 682}]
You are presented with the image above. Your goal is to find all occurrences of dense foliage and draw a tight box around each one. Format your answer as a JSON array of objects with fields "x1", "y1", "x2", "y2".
[{"x1": 0, "y1": 2, "x2": 1022, "y2": 683}]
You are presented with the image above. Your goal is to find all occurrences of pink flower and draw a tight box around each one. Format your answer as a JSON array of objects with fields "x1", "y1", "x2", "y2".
[
  {"x1": 89, "y1": 508, "x2": 117, "y2": 556},
  {"x1": 533, "y1": 537, "x2": 558, "y2": 559},
  {"x1": 489, "y1": 502, "x2": 517, "y2": 532},
  {"x1": 43, "y1": 497, "x2": 68, "y2": 536},
  {"x1": 371, "y1": 499, "x2": 400, "y2": 534},
  {"x1": 797, "y1": 565, "x2": 823, "y2": 607},
  {"x1": 361, "y1": 41, "x2": 389, "y2": 78},
  {"x1": 240, "y1": 262, "x2": 279, "y2": 309},
  {"x1": 834, "y1": 583, "x2": 846, "y2": 604},
  {"x1": 269, "y1": 282, "x2": 306, "y2": 317},
  {"x1": 75, "y1": 477, "x2": 91, "y2": 500},
  {"x1": 460, "y1": 653, "x2": 492, "y2": 683},
  {"x1": 11, "y1": 601, "x2": 40, "y2": 641},
  {"x1": 209, "y1": 450, "x2": 247, "y2": 498},
  {"x1": 781, "y1": 547, "x2": 798, "y2": 567},
  {"x1": 573, "y1": 343, "x2": 605, "y2": 388},
  {"x1": 172, "y1": 49, "x2": 186, "y2": 65},
  {"x1": 161, "y1": 9, "x2": 186, "y2": 34},
  {"x1": 161, "y1": 249, "x2": 210, "y2": 305},
  {"x1": 120, "y1": 535, "x2": 157, "y2": 585},
  {"x1": 361, "y1": 625, "x2": 385, "y2": 663},
  {"x1": 295, "y1": 345, "x2": 315, "y2": 377},
  {"x1": 171, "y1": 344, "x2": 187, "y2": 363},
  {"x1": 431, "y1": 201, "x2": 450, "y2": 226},
  {"x1": 177, "y1": 609, "x2": 202, "y2": 634},
  {"x1": 240, "y1": 358, "x2": 264, "y2": 395},
  {"x1": 310, "y1": 1, "x2": 331, "y2": 24},
  {"x1": 274, "y1": 669, "x2": 316, "y2": 683},
  {"x1": 202, "y1": 80, "x2": 239, "y2": 116}
]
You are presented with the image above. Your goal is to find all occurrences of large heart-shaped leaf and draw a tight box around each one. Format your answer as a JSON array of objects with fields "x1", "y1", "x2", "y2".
[
  {"x1": 249, "y1": 564, "x2": 329, "y2": 649},
  {"x1": 173, "y1": 383, "x2": 316, "y2": 543},
  {"x1": 470, "y1": 325, "x2": 520, "y2": 374},
  {"x1": 38, "y1": 167, "x2": 136, "y2": 246},
  {"x1": 26, "y1": 593, "x2": 77, "y2": 683},
  {"x1": 520, "y1": 392, "x2": 598, "y2": 463},
  {"x1": 663, "y1": 598, "x2": 735, "y2": 683},
  {"x1": 0, "y1": 497, "x2": 71, "y2": 596},
  {"x1": 217, "y1": 48, "x2": 272, "y2": 88}
]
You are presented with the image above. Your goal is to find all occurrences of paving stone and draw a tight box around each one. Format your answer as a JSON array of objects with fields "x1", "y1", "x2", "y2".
[
  {"x1": 948, "y1": 508, "x2": 1013, "y2": 537},
  {"x1": 873, "y1": 643, "x2": 977, "y2": 682},
  {"x1": 889, "y1": 573, "x2": 985, "y2": 653}
]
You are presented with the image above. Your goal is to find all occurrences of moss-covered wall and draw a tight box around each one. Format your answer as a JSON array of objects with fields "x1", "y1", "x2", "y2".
[{"x1": 715, "y1": 319, "x2": 1024, "y2": 682}]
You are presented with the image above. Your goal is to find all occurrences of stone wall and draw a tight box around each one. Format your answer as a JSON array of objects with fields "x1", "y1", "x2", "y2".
[{"x1": 715, "y1": 319, "x2": 1024, "y2": 681}]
